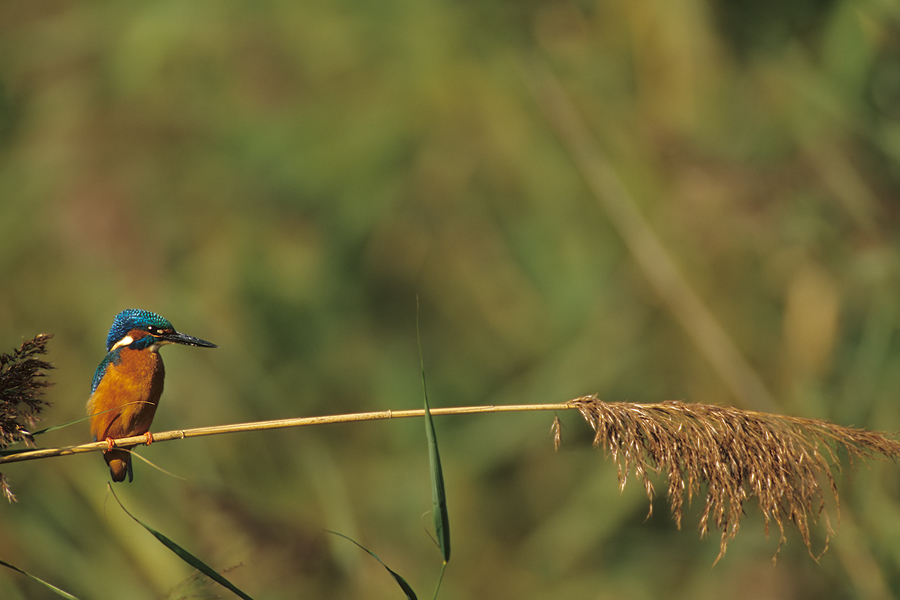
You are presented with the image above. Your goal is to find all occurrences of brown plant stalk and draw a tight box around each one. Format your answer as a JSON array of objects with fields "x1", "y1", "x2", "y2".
[{"x1": 2, "y1": 395, "x2": 898, "y2": 561}]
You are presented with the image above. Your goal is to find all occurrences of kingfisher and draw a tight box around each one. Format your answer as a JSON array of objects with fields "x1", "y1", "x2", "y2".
[{"x1": 86, "y1": 309, "x2": 216, "y2": 482}]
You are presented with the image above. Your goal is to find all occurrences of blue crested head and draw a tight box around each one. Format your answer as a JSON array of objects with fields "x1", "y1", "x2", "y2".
[
  {"x1": 93, "y1": 309, "x2": 217, "y2": 392},
  {"x1": 106, "y1": 309, "x2": 174, "y2": 351}
]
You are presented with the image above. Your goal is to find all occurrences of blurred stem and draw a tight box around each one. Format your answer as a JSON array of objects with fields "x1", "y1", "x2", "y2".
[
  {"x1": 432, "y1": 561, "x2": 447, "y2": 600},
  {"x1": 831, "y1": 510, "x2": 892, "y2": 600},
  {"x1": 520, "y1": 57, "x2": 778, "y2": 412}
]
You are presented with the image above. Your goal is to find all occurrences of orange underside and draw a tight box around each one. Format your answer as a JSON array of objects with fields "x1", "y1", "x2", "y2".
[{"x1": 86, "y1": 348, "x2": 166, "y2": 481}]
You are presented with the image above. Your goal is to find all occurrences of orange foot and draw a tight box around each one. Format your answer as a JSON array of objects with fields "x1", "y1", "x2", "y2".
[
  {"x1": 105, "y1": 437, "x2": 116, "y2": 451},
  {"x1": 144, "y1": 432, "x2": 154, "y2": 445}
]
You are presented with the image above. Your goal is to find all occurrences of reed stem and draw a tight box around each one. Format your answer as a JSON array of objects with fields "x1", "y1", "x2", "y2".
[{"x1": 0, "y1": 401, "x2": 572, "y2": 465}]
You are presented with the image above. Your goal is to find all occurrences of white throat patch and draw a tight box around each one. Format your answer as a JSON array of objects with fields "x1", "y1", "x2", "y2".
[{"x1": 110, "y1": 335, "x2": 134, "y2": 351}]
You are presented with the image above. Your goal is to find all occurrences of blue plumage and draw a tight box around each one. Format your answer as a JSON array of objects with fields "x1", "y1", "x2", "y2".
[
  {"x1": 91, "y1": 349, "x2": 122, "y2": 393},
  {"x1": 106, "y1": 309, "x2": 175, "y2": 351}
]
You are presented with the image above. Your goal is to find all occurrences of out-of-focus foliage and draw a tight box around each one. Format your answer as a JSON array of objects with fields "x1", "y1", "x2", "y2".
[{"x1": 1, "y1": 0, "x2": 900, "y2": 598}]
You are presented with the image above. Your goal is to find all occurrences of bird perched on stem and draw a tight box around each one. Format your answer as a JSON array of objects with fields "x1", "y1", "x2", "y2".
[{"x1": 87, "y1": 309, "x2": 216, "y2": 482}]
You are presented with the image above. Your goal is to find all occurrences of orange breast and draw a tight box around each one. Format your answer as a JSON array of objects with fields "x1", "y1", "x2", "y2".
[{"x1": 87, "y1": 348, "x2": 166, "y2": 441}]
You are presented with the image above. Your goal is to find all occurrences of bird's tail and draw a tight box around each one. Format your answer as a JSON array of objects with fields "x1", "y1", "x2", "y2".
[{"x1": 104, "y1": 448, "x2": 133, "y2": 483}]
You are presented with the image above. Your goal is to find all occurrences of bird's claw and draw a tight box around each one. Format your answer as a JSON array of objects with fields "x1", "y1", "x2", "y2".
[
  {"x1": 105, "y1": 437, "x2": 116, "y2": 451},
  {"x1": 144, "y1": 432, "x2": 154, "y2": 445}
]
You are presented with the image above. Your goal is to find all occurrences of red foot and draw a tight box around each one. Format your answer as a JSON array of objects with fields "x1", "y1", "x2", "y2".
[
  {"x1": 105, "y1": 437, "x2": 116, "y2": 451},
  {"x1": 144, "y1": 432, "x2": 154, "y2": 445}
]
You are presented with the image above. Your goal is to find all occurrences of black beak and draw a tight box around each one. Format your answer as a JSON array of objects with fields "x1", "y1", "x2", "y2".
[{"x1": 163, "y1": 331, "x2": 218, "y2": 348}]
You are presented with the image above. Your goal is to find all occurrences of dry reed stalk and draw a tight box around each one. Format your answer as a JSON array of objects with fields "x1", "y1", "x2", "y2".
[{"x1": 3, "y1": 380, "x2": 899, "y2": 563}]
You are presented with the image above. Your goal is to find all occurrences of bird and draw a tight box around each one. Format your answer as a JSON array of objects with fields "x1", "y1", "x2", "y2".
[{"x1": 86, "y1": 309, "x2": 216, "y2": 482}]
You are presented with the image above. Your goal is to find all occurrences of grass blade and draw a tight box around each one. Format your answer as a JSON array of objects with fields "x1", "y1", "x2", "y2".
[
  {"x1": 0, "y1": 559, "x2": 81, "y2": 599},
  {"x1": 29, "y1": 414, "x2": 96, "y2": 437},
  {"x1": 416, "y1": 301, "x2": 450, "y2": 563},
  {"x1": 327, "y1": 530, "x2": 418, "y2": 599},
  {"x1": 7, "y1": 402, "x2": 152, "y2": 446},
  {"x1": 109, "y1": 486, "x2": 254, "y2": 600},
  {"x1": 424, "y1": 392, "x2": 451, "y2": 562}
]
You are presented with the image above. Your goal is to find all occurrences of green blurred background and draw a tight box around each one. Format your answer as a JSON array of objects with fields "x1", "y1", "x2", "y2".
[{"x1": 3, "y1": 0, "x2": 900, "y2": 598}]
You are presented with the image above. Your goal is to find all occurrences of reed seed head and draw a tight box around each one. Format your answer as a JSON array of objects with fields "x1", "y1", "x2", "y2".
[
  {"x1": 0, "y1": 334, "x2": 54, "y2": 501},
  {"x1": 568, "y1": 395, "x2": 900, "y2": 562}
]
